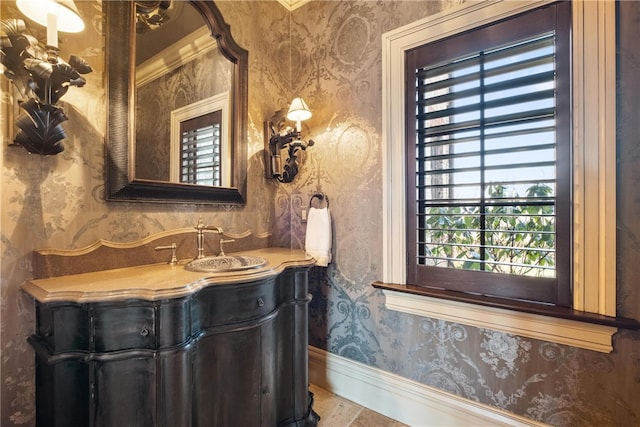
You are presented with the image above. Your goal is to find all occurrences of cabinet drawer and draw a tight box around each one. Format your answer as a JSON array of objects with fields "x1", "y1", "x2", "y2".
[
  {"x1": 93, "y1": 305, "x2": 155, "y2": 352},
  {"x1": 195, "y1": 278, "x2": 278, "y2": 328}
]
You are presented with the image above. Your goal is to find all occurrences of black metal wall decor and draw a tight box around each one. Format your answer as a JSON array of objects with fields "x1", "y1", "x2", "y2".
[
  {"x1": 265, "y1": 121, "x2": 315, "y2": 183},
  {"x1": 0, "y1": 18, "x2": 92, "y2": 155},
  {"x1": 264, "y1": 98, "x2": 314, "y2": 183}
]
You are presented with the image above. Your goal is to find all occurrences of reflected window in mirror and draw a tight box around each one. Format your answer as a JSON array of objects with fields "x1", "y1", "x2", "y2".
[
  {"x1": 170, "y1": 92, "x2": 230, "y2": 186},
  {"x1": 179, "y1": 110, "x2": 222, "y2": 186}
]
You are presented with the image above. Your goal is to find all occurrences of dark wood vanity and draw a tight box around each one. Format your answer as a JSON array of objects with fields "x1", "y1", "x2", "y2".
[{"x1": 22, "y1": 241, "x2": 319, "y2": 427}]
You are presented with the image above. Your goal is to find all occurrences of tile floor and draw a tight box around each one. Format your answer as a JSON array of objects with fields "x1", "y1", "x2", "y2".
[{"x1": 310, "y1": 384, "x2": 408, "y2": 427}]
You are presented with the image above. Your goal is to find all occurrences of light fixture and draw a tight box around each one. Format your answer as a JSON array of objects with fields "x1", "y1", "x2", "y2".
[
  {"x1": 286, "y1": 97, "x2": 312, "y2": 132},
  {"x1": 16, "y1": 0, "x2": 85, "y2": 36},
  {"x1": 0, "y1": 0, "x2": 91, "y2": 155},
  {"x1": 265, "y1": 98, "x2": 314, "y2": 183}
]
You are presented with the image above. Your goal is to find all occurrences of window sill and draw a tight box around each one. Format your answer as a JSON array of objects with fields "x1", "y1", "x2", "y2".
[{"x1": 372, "y1": 282, "x2": 639, "y2": 354}]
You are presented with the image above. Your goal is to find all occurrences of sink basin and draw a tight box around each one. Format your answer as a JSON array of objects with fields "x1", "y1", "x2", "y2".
[{"x1": 185, "y1": 255, "x2": 268, "y2": 273}]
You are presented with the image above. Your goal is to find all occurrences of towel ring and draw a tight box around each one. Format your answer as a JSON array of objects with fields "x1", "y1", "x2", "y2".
[{"x1": 309, "y1": 193, "x2": 329, "y2": 209}]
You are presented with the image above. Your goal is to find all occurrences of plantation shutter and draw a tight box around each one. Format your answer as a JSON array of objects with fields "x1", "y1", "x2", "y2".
[
  {"x1": 180, "y1": 110, "x2": 222, "y2": 186},
  {"x1": 405, "y1": 2, "x2": 571, "y2": 306}
]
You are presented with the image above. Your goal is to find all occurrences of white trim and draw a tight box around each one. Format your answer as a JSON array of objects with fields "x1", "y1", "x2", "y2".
[
  {"x1": 136, "y1": 26, "x2": 217, "y2": 87},
  {"x1": 381, "y1": 290, "x2": 616, "y2": 353},
  {"x1": 381, "y1": 0, "x2": 617, "y2": 344},
  {"x1": 571, "y1": 0, "x2": 617, "y2": 315},
  {"x1": 276, "y1": 0, "x2": 312, "y2": 12},
  {"x1": 169, "y1": 92, "x2": 231, "y2": 185},
  {"x1": 309, "y1": 346, "x2": 549, "y2": 427}
]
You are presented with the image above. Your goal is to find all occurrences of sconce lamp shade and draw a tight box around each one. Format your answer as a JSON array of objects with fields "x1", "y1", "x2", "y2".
[
  {"x1": 286, "y1": 97, "x2": 312, "y2": 123},
  {"x1": 16, "y1": 0, "x2": 85, "y2": 33}
]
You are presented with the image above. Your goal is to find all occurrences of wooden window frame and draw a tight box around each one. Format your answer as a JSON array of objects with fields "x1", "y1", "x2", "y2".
[
  {"x1": 404, "y1": 2, "x2": 571, "y2": 306},
  {"x1": 378, "y1": 0, "x2": 631, "y2": 353}
]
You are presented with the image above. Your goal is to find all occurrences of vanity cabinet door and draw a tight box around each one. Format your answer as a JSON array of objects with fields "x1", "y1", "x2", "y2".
[
  {"x1": 157, "y1": 347, "x2": 193, "y2": 427},
  {"x1": 193, "y1": 326, "x2": 263, "y2": 426},
  {"x1": 93, "y1": 356, "x2": 156, "y2": 427},
  {"x1": 192, "y1": 315, "x2": 281, "y2": 427},
  {"x1": 34, "y1": 356, "x2": 90, "y2": 427},
  {"x1": 260, "y1": 320, "x2": 277, "y2": 425}
]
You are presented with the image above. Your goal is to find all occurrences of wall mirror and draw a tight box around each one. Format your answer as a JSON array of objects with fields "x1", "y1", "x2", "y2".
[{"x1": 105, "y1": 1, "x2": 248, "y2": 204}]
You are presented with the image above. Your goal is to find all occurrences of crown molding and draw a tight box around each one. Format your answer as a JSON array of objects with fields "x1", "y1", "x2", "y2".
[{"x1": 277, "y1": 0, "x2": 312, "y2": 12}]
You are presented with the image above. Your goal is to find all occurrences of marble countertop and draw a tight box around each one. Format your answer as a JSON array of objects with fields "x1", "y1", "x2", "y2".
[{"x1": 22, "y1": 248, "x2": 315, "y2": 303}]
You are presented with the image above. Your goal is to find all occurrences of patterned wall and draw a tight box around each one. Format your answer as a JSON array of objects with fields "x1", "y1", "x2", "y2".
[
  {"x1": 1, "y1": 1, "x2": 640, "y2": 426},
  {"x1": 281, "y1": 1, "x2": 640, "y2": 426}
]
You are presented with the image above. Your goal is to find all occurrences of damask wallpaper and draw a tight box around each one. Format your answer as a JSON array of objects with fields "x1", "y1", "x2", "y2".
[
  {"x1": 1, "y1": 1, "x2": 639, "y2": 426},
  {"x1": 281, "y1": 1, "x2": 640, "y2": 426}
]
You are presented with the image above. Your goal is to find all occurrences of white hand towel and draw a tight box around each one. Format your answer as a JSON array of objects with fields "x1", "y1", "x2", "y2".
[{"x1": 305, "y1": 207, "x2": 332, "y2": 266}]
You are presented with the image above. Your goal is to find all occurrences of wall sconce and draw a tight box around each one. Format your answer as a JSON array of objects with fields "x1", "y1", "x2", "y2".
[
  {"x1": 0, "y1": 0, "x2": 92, "y2": 155},
  {"x1": 264, "y1": 98, "x2": 314, "y2": 183}
]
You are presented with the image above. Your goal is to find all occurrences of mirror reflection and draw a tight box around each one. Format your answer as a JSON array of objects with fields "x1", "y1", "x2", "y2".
[
  {"x1": 134, "y1": 2, "x2": 233, "y2": 186},
  {"x1": 105, "y1": 0, "x2": 248, "y2": 204}
]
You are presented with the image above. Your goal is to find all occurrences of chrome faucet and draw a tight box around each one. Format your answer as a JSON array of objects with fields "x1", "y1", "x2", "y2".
[{"x1": 194, "y1": 218, "x2": 223, "y2": 259}]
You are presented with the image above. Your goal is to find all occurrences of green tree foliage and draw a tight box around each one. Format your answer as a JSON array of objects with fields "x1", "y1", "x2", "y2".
[{"x1": 423, "y1": 183, "x2": 555, "y2": 277}]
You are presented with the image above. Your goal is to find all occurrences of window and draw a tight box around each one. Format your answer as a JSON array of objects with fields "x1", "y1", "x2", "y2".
[
  {"x1": 405, "y1": 3, "x2": 571, "y2": 306},
  {"x1": 170, "y1": 92, "x2": 230, "y2": 186},
  {"x1": 179, "y1": 111, "x2": 222, "y2": 186},
  {"x1": 379, "y1": 0, "x2": 618, "y2": 352}
]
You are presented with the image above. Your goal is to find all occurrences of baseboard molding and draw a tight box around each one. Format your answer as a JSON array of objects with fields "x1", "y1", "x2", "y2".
[{"x1": 308, "y1": 346, "x2": 549, "y2": 427}]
